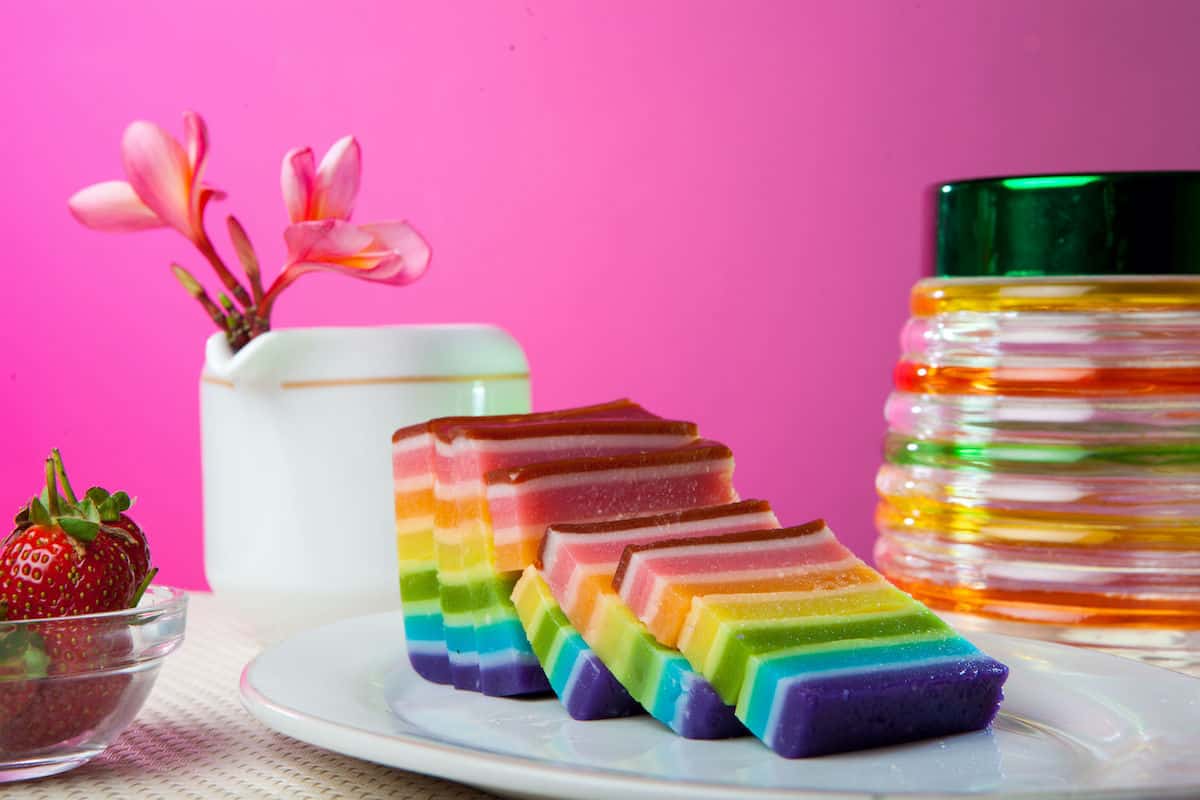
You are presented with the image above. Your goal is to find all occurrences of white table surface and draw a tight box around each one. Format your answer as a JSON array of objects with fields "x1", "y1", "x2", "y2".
[{"x1": 8, "y1": 592, "x2": 494, "y2": 799}]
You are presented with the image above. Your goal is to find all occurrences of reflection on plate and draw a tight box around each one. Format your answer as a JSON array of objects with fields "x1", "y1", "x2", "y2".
[{"x1": 240, "y1": 611, "x2": 1200, "y2": 800}]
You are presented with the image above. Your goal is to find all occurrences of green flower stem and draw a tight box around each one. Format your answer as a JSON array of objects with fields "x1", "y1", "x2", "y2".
[
  {"x1": 195, "y1": 230, "x2": 253, "y2": 312},
  {"x1": 172, "y1": 264, "x2": 231, "y2": 334},
  {"x1": 218, "y1": 294, "x2": 251, "y2": 350},
  {"x1": 257, "y1": 268, "x2": 300, "y2": 320},
  {"x1": 227, "y1": 216, "x2": 265, "y2": 308}
]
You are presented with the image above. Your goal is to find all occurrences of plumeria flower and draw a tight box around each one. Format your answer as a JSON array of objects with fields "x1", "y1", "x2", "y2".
[
  {"x1": 262, "y1": 136, "x2": 432, "y2": 314},
  {"x1": 68, "y1": 112, "x2": 222, "y2": 245},
  {"x1": 68, "y1": 112, "x2": 430, "y2": 352}
]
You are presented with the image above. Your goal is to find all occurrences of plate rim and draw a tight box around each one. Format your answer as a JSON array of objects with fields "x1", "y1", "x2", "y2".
[{"x1": 239, "y1": 611, "x2": 1200, "y2": 800}]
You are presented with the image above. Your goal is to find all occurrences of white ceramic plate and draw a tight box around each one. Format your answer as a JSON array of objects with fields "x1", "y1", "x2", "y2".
[{"x1": 239, "y1": 611, "x2": 1200, "y2": 800}]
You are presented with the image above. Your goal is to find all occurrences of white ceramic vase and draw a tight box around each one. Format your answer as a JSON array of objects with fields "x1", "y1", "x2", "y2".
[{"x1": 200, "y1": 325, "x2": 530, "y2": 642}]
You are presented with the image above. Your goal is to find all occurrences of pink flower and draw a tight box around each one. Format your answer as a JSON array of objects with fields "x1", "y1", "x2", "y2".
[
  {"x1": 69, "y1": 113, "x2": 433, "y2": 342},
  {"x1": 281, "y1": 136, "x2": 361, "y2": 223},
  {"x1": 260, "y1": 218, "x2": 431, "y2": 314},
  {"x1": 68, "y1": 111, "x2": 222, "y2": 244},
  {"x1": 266, "y1": 136, "x2": 431, "y2": 310}
]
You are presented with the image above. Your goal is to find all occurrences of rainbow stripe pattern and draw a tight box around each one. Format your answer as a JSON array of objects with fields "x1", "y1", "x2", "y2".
[
  {"x1": 613, "y1": 521, "x2": 1008, "y2": 757},
  {"x1": 391, "y1": 423, "x2": 447, "y2": 683},
  {"x1": 396, "y1": 400, "x2": 1010, "y2": 756},
  {"x1": 534, "y1": 501, "x2": 781, "y2": 738},
  {"x1": 438, "y1": 417, "x2": 699, "y2": 694},
  {"x1": 391, "y1": 399, "x2": 659, "y2": 687},
  {"x1": 471, "y1": 441, "x2": 738, "y2": 695},
  {"x1": 511, "y1": 566, "x2": 641, "y2": 720}
]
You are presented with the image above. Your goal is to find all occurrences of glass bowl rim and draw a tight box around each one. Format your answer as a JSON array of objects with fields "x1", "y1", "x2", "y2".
[{"x1": 0, "y1": 585, "x2": 187, "y2": 628}]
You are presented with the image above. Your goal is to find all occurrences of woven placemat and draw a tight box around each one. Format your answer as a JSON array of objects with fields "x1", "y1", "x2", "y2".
[{"x1": 8, "y1": 594, "x2": 494, "y2": 799}]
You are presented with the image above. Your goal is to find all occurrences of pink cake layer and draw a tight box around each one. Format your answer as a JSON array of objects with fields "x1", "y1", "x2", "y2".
[
  {"x1": 485, "y1": 441, "x2": 739, "y2": 571},
  {"x1": 612, "y1": 522, "x2": 854, "y2": 648}
]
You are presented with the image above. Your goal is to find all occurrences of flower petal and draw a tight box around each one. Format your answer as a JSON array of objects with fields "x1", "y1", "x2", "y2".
[
  {"x1": 121, "y1": 120, "x2": 194, "y2": 239},
  {"x1": 197, "y1": 185, "x2": 226, "y2": 218},
  {"x1": 358, "y1": 221, "x2": 432, "y2": 284},
  {"x1": 279, "y1": 220, "x2": 430, "y2": 286},
  {"x1": 312, "y1": 136, "x2": 360, "y2": 220},
  {"x1": 281, "y1": 147, "x2": 316, "y2": 223},
  {"x1": 183, "y1": 111, "x2": 209, "y2": 175},
  {"x1": 283, "y1": 219, "x2": 373, "y2": 265},
  {"x1": 67, "y1": 181, "x2": 165, "y2": 232},
  {"x1": 355, "y1": 253, "x2": 428, "y2": 284}
]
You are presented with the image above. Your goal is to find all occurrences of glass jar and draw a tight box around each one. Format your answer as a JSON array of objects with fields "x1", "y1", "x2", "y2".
[{"x1": 875, "y1": 174, "x2": 1200, "y2": 675}]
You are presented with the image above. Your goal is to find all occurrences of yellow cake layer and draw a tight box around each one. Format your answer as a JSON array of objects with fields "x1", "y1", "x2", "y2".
[
  {"x1": 646, "y1": 563, "x2": 880, "y2": 647},
  {"x1": 678, "y1": 586, "x2": 916, "y2": 685}
]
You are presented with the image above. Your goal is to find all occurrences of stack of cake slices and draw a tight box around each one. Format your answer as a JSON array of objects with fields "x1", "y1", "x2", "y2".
[{"x1": 393, "y1": 400, "x2": 1008, "y2": 757}]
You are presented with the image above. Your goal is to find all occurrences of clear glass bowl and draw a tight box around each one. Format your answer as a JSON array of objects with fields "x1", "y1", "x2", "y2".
[{"x1": 0, "y1": 586, "x2": 187, "y2": 781}]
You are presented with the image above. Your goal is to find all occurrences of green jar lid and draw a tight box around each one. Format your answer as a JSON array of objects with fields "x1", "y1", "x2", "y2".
[{"x1": 936, "y1": 172, "x2": 1200, "y2": 277}]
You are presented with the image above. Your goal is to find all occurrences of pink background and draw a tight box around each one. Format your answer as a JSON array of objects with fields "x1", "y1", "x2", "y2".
[{"x1": 3, "y1": 1, "x2": 1199, "y2": 589}]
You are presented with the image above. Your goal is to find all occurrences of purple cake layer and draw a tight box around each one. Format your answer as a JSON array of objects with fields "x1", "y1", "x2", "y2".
[
  {"x1": 670, "y1": 671, "x2": 748, "y2": 739},
  {"x1": 408, "y1": 650, "x2": 453, "y2": 685},
  {"x1": 761, "y1": 657, "x2": 1008, "y2": 758},
  {"x1": 449, "y1": 658, "x2": 480, "y2": 692},
  {"x1": 479, "y1": 659, "x2": 553, "y2": 698},
  {"x1": 562, "y1": 653, "x2": 642, "y2": 720}
]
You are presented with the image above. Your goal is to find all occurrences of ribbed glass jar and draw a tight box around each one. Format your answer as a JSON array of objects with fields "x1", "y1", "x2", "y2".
[{"x1": 875, "y1": 175, "x2": 1200, "y2": 675}]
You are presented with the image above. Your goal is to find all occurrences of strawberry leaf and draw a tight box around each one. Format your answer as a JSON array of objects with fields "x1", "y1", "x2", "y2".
[
  {"x1": 77, "y1": 498, "x2": 101, "y2": 524},
  {"x1": 0, "y1": 629, "x2": 49, "y2": 679},
  {"x1": 28, "y1": 498, "x2": 51, "y2": 527},
  {"x1": 111, "y1": 492, "x2": 132, "y2": 512},
  {"x1": 58, "y1": 517, "x2": 99, "y2": 543},
  {"x1": 88, "y1": 488, "x2": 131, "y2": 521},
  {"x1": 98, "y1": 498, "x2": 118, "y2": 520}
]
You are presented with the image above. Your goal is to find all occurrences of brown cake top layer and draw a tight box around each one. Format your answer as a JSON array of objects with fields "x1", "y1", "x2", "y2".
[
  {"x1": 391, "y1": 398, "x2": 649, "y2": 443},
  {"x1": 435, "y1": 418, "x2": 696, "y2": 444},
  {"x1": 548, "y1": 500, "x2": 772, "y2": 535},
  {"x1": 484, "y1": 440, "x2": 732, "y2": 486}
]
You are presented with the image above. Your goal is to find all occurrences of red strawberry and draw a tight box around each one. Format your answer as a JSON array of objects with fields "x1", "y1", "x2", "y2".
[
  {"x1": 99, "y1": 513, "x2": 151, "y2": 586},
  {"x1": 0, "y1": 619, "x2": 132, "y2": 750},
  {"x1": 0, "y1": 526, "x2": 83, "y2": 620},
  {"x1": 0, "y1": 452, "x2": 140, "y2": 621},
  {"x1": 0, "y1": 451, "x2": 155, "y2": 753},
  {"x1": 72, "y1": 457, "x2": 152, "y2": 588},
  {"x1": 0, "y1": 524, "x2": 135, "y2": 620}
]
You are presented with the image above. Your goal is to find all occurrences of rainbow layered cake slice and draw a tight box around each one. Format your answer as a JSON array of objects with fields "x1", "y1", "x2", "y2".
[
  {"x1": 391, "y1": 399, "x2": 656, "y2": 686},
  {"x1": 613, "y1": 521, "x2": 1009, "y2": 757},
  {"x1": 510, "y1": 564, "x2": 641, "y2": 720},
  {"x1": 533, "y1": 501, "x2": 780, "y2": 738},
  {"x1": 472, "y1": 440, "x2": 739, "y2": 697},
  {"x1": 391, "y1": 421, "x2": 448, "y2": 684},
  {"x1": 436, "y1": 417, "x2": 700, "y2": 695}
]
